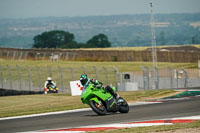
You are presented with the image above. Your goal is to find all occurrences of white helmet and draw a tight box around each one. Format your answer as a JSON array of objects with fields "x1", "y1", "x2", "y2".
[{"x1": 47, "y1": 77, "x2": 52, "y2": 81}]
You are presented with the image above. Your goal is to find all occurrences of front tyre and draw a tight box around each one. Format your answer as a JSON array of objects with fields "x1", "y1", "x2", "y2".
[
  {"x1": 89, "y1": 100, "x2": 107, "y2": 115},
  {"x1": 118, "y1": 98, "x2": 129, "y2": 113}
]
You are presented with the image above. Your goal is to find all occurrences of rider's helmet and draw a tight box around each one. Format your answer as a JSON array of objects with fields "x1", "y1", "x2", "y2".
[
  {"x1": 47, "y1": 77, "x2": 52, "y2": 82},
  {"x1": 80, "y1": 74, "x2": 89, "y2": 86}
]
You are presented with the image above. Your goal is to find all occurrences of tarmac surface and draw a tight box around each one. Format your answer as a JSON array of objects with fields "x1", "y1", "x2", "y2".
[{"x1": 0, "y1": 97, "x2": 200, "y2": 133}]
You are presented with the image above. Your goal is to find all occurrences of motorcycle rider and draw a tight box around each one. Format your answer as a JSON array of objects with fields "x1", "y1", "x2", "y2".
[
  {"x1": 44, "y1": 77, "x2": 56, "y2": 94},
  {"x1": 80, "y1": 74, "x2": 119, "y2": 99}
]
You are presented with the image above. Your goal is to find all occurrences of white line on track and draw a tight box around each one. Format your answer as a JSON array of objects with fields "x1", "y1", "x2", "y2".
[
  {"x1": 2, "y1": 94, "x2": 199, "y2": 121},
  {"x1": 21, "y1": 115, "x2": 200, "y2": 133},
  {"x1": 0, "y1": 101, "x2": 162, "y2": 121},
  {"x1": 0, "y1": 108, "x2": 91, "y2": 121},
  {"x1": 4, "y1": 90, "x2": 200, "y2": 121}
]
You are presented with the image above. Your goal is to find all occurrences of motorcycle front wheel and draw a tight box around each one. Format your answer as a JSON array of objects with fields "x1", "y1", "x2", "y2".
[{"x1": 89, "y1": 99, "x2": 107, "y2": 115}]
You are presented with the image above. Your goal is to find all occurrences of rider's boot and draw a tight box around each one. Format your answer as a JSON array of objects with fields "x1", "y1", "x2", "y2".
[
  {"x1": 115, "y1": 93, "x2": 120, "y2": 99},
  {"x1": 105, "y1": 86, "x2": 119, "y2": 100}
]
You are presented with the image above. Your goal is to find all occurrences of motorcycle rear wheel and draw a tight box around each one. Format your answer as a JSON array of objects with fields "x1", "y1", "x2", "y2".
[
  {"x1": 89, "y1": 100, "x2": 107, "y2": 115},
  {"x1": 118, "y1": 98, "x2": 129, "y2": 113}
]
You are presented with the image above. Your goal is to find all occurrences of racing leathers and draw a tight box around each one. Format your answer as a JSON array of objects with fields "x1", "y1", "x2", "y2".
[
  {"x1": 85, "y1": 79, "x2": 119, "y2": 99},
  {"x1": 44, "y1": 80, "x2": 56, "y2": 94}
]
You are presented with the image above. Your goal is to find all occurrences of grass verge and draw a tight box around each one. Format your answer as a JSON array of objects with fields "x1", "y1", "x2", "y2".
[
  {"x1": 0, "y1": 59, "x2": 197, "y2": 72},
  {"x1": 0, "y1": 90, "x2": 177, "y2": 118},
  {"x1": 95, "y1": 120, "x2": 200, "y2": 133}
]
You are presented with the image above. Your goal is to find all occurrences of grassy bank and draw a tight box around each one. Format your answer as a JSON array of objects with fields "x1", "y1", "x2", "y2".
[
  {"x1": 0, "y1": 59, "x2": 197, "y2": 72},
  {"x1": 0, "y1": 90, "x2": 177, "y2": 118}
]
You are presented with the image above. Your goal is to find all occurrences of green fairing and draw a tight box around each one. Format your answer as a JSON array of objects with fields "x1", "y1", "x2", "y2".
[
  {"x1": 81, "y1": 83, "x2": 113, "y2": 104},
  {"x1": 90, "y1": 97, "x2": 99, "y2": 104},
  {"x1": 81, "y1": 82, "x2": 129, "y2": 115}
]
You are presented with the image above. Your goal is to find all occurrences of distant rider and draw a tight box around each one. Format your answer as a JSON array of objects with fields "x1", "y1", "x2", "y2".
[
  {"x1": 80, "y1": 74, "x2": 119, "y2": 99},
  {"x1": 44, "y1": 77, "x2": 56, "y2": 94}
]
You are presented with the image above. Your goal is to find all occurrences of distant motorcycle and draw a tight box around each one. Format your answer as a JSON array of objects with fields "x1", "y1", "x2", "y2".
[
  {"x1": 46, "y1": 84, "x2": 59, "y2": 93},
  {"x1": 81, "y1": 83, "x2": 129, "y2": 115}
]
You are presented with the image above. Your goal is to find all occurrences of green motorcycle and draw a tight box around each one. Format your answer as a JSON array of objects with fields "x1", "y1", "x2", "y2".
[{"x1": 81, "y1": 83, "x2": 129, "y2": 115}]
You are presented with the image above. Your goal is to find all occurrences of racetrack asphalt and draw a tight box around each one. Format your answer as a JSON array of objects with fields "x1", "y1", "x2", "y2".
[{"x1": 0, "y1": 97, "x2": 200, "y2": 133}]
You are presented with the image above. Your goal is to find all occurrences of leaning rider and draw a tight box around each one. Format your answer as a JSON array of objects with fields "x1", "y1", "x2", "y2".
[
  {"x1": 44, "y1": 77, "x2": 56, "y2": 94},
  {"x1": 80, "y1": 74, "x2": 119, "y2": 99}
]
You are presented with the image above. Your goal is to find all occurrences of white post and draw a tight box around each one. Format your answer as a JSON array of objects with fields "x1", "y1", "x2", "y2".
[
  {"x1": 198, "y1": 60, "x2": 200, "y2": 77},
  {"x1": 150, "y1": 2, "x2": 157, "y2": 68}
]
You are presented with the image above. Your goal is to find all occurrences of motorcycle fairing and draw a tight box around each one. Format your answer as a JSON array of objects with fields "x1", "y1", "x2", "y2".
[{"x1": 105, "y1": 96, "x2": 118, "y2": 112}]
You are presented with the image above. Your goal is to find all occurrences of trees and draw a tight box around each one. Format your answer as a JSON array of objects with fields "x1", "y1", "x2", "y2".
[
  {"x1": 33, "y1": 30, "x2": 77, "y2": 48},
  {"x1": 32, "y1": 31, "x2": 112, "y2": 49},
  {"x1": 86, "y1": 34, "x2": 111, "y2": 48}
]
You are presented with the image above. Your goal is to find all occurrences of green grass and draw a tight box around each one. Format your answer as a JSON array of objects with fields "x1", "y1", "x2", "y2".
[
  {"x1": 0, "y1": 93, "x2": 87, "y2": 118},
  {"x1": 0, "y1": 59, "x2": 197, "y2": 72},
  {"x1": 0, "y1": 90, "x2": 177, "y2": 118},
  {"x1": 95, "y1": 120, "x2": 200, "y2": 133}
]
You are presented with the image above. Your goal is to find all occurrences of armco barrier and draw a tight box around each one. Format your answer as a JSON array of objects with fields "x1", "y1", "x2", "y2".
[{"x1": 0, "y1": 88, "x2": 43, "y2": 96}]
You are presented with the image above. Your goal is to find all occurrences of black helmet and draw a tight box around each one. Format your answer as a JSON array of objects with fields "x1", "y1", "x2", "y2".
[{"x1": 80, "y1": 74, "x2": 89, "y2": 86}]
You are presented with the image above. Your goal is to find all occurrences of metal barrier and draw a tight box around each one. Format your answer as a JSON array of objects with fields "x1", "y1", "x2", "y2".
[
  {"x1": 0, "y1": 65, "x2": 118, "y2": 93},
  {"x1": 1, "y1": 65, "x2": 200, "y2": 93},
  {"x1": 130, "y1": 67, "x2": 200, "y2": 90}
]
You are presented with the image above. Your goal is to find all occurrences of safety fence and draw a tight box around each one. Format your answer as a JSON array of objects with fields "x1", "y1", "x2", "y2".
[
  {"x1": 120, "y1": 67, "x2": 200, "y2": 90},
  {"x1": 0, "y1": 65, "x2": 118, "y2": 93},
  {"x1": 1, "y1": 65, "x2": 200, "y2": 94}
]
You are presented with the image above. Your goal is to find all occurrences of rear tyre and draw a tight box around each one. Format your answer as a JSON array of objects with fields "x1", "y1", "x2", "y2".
[
  {"x1": 118, "y1": 98, "x2": 129, "y2": 113},
  {"x1": 89, "y1": 99, "x2": 107, "y2": 115}
]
